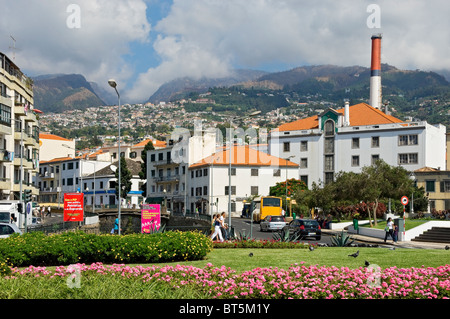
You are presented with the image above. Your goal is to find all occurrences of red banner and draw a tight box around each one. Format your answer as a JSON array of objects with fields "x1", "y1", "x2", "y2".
[{"x1": 64, "y1": 193, "x2": 84, "y2": 222}]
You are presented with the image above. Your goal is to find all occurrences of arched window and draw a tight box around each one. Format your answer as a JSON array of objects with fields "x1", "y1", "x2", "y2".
[{"x1": 324, "y1": 119, "x2": 335, "y2": 136}]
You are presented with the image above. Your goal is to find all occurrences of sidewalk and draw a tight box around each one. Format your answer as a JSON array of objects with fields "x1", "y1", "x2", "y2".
[{"x1": 321, "y1": 229, "x2": 448, "y2": 250}]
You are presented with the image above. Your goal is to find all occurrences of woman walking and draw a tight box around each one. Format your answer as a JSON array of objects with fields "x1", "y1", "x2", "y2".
[{"x1": 210, "y1": 214, "x2": 224, "y2": 242}]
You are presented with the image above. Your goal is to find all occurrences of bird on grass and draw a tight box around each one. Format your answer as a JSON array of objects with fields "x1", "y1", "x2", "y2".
[
  {"x1": 348, "y1": 250, "x2": 359, "y2": 258},
  {"x1": 445, "y1": 245, "x2": 449, "y2": 250},
  {"x1": 248, "y1": 252, "x2": 253, "y2": 257},
  {"x1": 309, "y1": 245, "x2": 314, "y2": 251},
  {"x1": 364, "y1": 260, "x2": 370, "y2": 267}
]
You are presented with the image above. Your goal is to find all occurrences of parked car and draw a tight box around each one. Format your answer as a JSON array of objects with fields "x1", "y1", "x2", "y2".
[
  {"x1": 0, "y1": 222, "x2": 22, "y2": 238},
  {"x1": 260, "y1": 215, "x2": 287, "y2": 232},
  {"x1": 281, "y1": 219, "x2": 321, "y2": 240}
]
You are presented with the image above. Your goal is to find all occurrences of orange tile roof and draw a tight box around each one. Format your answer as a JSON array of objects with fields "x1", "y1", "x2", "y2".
[
  {"x1": 190, "y1": 145, "x2": 299, "y2": 168},
  {"x1": 277, "y1": 103, "x2": 403, "y2": 132},
  {"x1": 39, "y1": 133, "x2": 72, "y2": 141},
  {"x1": 133, "y1": 139, "x2": 167, "y2": 148}
]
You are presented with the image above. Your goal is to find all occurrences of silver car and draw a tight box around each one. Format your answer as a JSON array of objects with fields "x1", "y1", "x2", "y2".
[
  {"x1": 0, "y1": 222, "x2": 22, "y2": 238},
  {"x1": 260, "y1": 215, "x2": 287, "y2": 232}
]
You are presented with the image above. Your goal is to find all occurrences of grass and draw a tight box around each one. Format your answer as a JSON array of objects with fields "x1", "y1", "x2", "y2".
[
  {"x1": 163, "y1": 246, "x2": 450, "y2": 272},
  {"x1": 1, "y1": 247, "x2": 449, "y2": 299},
  {"x1": 359, "y1": 219, "x2": 428, "y2": 231}
]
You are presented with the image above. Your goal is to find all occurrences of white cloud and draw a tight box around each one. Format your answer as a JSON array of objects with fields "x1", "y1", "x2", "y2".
[
  {"x1": 0, "y1": 0, "x2": 150, "y2": 93},
  {"x1": 1, "y1": 0, "x2": 449, "y2": 104}
]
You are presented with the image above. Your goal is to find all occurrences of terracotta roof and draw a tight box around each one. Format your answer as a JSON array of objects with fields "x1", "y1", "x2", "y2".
[
  {"x1": 133, "y1": 139, "x2": 167, "y2": 148},
  {"x1": 39, "y1": 133, "x2": 72, "y2": 141},
  {"x1": 277, "y1": 103, "x2": 403, "y2": 132},
  {"x1": 40, "y1": 156, "x2": 74, "y2": 164},
  {"x1": 189, "y1": 145, "x2": 299, "y2": 169}
]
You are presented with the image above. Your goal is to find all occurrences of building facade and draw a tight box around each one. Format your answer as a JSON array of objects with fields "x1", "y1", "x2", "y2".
[
  {"x1": 0, "y1": 52, "x2": 40, "y2": 201},
  {"x1": 269, "y1": 102, "x2": 446, "y2": 188},
  {"x1": 188, "y1": 145, "x2": 299, "y2": 216}
]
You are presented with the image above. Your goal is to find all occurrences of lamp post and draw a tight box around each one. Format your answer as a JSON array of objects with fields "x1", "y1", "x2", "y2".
[
  {"x1": 409, "y1": 172, "x2": 416, "y2": 216},
  {"x1": 227, "y1": 110, "x2": 261, "y2": 229},
  {"x1": 285, "y1": 155, "x2": 295, "y2": 217},
  {"x1": 108, "y1": 79, "x2": 121, "y2": 235}
]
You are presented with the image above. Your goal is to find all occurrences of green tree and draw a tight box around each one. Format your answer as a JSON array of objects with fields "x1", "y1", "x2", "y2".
[
  {"x1": 139, "y1": 140, "x2": 155, "y2": 197},
  {"x1": 115, "y1": 157, "x2": 132, "y2": 202}
]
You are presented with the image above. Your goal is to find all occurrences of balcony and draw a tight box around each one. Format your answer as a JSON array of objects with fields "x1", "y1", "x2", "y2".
[
  {"x1": 0, "y1": 177, "x2": 10, "y2": 190},
  {"x1": 153, "y1": 174, "x2": 181, "y2": 183},
  {"x1": 0, "y1": 150, "x2": 14, "y2": 162}
]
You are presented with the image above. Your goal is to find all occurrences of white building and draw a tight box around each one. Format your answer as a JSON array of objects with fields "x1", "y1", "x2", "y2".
[
  {"x1": 0, "y1": 51, "x2": 40, "y2": 202},
  {"x1": 145, "y1": 129, "x2": 216, "y2": 214},
  {"x1": 188, "y1": 145, "x2": 298, "y2": 216},
  {"x1": 269, "y1": 102, "x2": 446, "y2": 188},
  {"x1": 38, "y1": 157, "x2": 110, "y2": 207},
  {"x1": 82, "y1": 158, "x2": 145, "y2": 208},
  {"x1": 39, "y1": 133, "x2": 75, "y2": 161}
]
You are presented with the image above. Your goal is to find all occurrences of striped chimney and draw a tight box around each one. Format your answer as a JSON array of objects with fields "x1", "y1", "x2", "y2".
[{"x1": 369, "y1": 34, "x2": 382, "y2": 109}]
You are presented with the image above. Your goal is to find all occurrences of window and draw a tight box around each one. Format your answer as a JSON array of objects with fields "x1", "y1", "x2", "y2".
[
  {"x1": 230, "y1": 168, "x2": 236, "y2": 176},
  {"x1": 300, "y1": 141, "x2": 308, "y2": 151},
  {"x1": 300, "y1": 158, "x2": 308, "y2": 169},
  {"x1": 325, "y1": 172, "x2": 334, "y2": 184},
  {"x1": 324, "y1": 155, "x2": 334, "y2": 171},
  {"x1": 300, "y1": 175, "x2": 308, "y2": 186},
  {"x1": 352, "y1": 155, "x2": 360, "y2": 167},
  {"x1": 203, "y1": 186, "x2": 208, "y2": 195},
  {"x1": 425, "y1": 180, "x2": 435, "y2": 192},
  {"x1": 372, "y1": 136, "x2": 380, "y2": 148},
  {"x1": 130, "y1": 152, "x2": 137, "y2": 159},
  {"x1": 324, "y1": 120, "x2": 335, "y2": 136},
  {"x1": 150, "y1": 154, "x2": 155, "y2": 162},
  {"x1": 440, "y1": 181, "x2": 450, "y2": 193},
  {"x1": 371, "y1": 154, "x2": 380, "y2": 165},
  {"x1": 203, "y1": 168, "x2": 208, "y2": 176},
  {"x1": 68, "y1": 162, "x2": 74, "y2": 170},
  {"x1": 398, "y1": 153, "x2": 418, "y2": 165},
  {"x1": 352, "y1": 138, "x2": 360, "y2": 149},
  {"x1": 251, "y1": 186, "x2": 258, "y2": 195},
  {"x1": 158, "y1": 153, "x2": 163, "y2": 161},
  {"x1": 251, "y1": 168, "x2": 258, "y2": 176},
  {"x1": 273, "y1": 169, "x2": 281, "y2": 176},
  {"x1": 67, "y1": 178, "x2": 73, "y2": 186},
  {"x1": 225, "y1": 186, "x2": 236, "y2": 195},
  {"x1": 324, "y1": 138, "x2": 334, "y2": 154},
  {"x1": 283, "y1": 142, "x2": 290, "y2": 152},
  {"x1": 399, "y1": 134, "x2": 418, "y2": 146}
]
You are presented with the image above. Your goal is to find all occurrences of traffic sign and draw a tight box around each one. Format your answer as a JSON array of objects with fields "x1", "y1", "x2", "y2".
[{"x1": 401, "y1": 196, "x2": 409, "y2": 206}]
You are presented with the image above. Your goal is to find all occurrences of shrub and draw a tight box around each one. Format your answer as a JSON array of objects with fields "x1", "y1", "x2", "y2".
[{"x1": 0, "y1": 230, "x2": 213, "y2": 268}]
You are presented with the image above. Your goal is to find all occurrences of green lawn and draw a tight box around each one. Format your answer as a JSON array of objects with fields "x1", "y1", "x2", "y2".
[
  {"x1": 359, "y1": 219, "x2": 428, "y2": 231},
  {"x1": 153, "y1": 246, "x2": 450, "y2": 272}
]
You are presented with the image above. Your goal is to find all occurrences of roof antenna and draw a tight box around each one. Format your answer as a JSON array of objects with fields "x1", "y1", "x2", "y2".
[{"x1": 9, "y1": 35, "x2": 17, "y2": 60}]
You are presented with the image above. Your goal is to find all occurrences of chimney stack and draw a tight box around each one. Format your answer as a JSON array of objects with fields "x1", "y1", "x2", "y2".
[
  {"x1": 344, "y1": 100, "x2": 350, "y2": 126},
  {"x1": 369, "y1": 34, "x2": 382, "y2": 109}
]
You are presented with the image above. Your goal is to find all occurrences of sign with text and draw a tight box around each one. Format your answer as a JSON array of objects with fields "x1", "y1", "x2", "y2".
[
  {"x1": 64, "y1": 193, "x2": 84, "y2": 222},
  {"x1": 141, "y1": 204, "x2": 161, "y2": 233}
]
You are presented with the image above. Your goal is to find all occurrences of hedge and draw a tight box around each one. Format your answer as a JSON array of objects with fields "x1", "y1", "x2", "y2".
[{"x1": 0, "y1": 231, "x2": 213, "y2": 267}]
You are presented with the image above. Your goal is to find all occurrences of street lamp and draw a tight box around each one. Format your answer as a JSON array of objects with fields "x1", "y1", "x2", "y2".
[
  {"x1": 108, "y1": 79, "x2": 121, "y2": 235},
  {"x1": 227, "y1": 110, "x2": 261, "y2": 229},
  {"x1": 409, "y1": 172, "x2": 416, "y2": 216},
  {"x1": 285, "y1": 155, "x2": 295, "y2": 217}
]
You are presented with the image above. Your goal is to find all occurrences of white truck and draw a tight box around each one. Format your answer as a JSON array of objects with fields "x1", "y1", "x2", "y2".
[{"x1": 0, "y1": 200, "x2": 33, "y2": 230}]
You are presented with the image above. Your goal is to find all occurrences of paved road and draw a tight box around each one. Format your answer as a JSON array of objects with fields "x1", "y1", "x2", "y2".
[{"x1": 230, "y1": 217, "x2": 334, "y2": 246}]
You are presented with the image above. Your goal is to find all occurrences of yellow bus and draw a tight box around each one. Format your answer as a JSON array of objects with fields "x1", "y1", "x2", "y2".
[{"x1": 251, "y1": 196, "x2": 283, "y2": 222}]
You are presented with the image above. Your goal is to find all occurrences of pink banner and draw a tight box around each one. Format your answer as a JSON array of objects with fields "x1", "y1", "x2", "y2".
[
  {"x1": 141, "y1": 204, "x2": 161, "y2": 233},
  {"x1": 64, "y1": 193, "x2": 84, "y2": 222}
]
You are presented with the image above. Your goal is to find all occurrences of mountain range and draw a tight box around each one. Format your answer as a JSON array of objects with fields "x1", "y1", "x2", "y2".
[{"x1": 32, "y1": 64, "x2": 450, "y2": 117}]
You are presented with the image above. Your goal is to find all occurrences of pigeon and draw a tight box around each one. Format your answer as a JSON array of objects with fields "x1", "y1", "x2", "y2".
[
  {"x1": 445, "y1": 245, "x2": 449, "y2": 250},
  {"x1": 248, "y1": 252, "x2": 253, "y2": 257},
  {"x1": 309, "y1": 245, "x2": 315, "y2": 251},
  {"x1": 389, "y1": 247, "x2": 396, "y2": 250},
  {"x1": 364, "y1": 260, "x2": 370, "y2": 267},
  {"x1": 348, "y1": 250, "x2": 359, "y2": 258}
]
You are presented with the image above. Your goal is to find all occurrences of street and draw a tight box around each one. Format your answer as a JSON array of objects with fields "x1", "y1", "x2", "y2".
[{"x1": 230, "y1": 217, "x2": 334, "y2": 246}]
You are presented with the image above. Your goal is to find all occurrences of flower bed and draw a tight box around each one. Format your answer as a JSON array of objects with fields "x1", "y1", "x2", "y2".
[
  {"x1": 0, "y1": 231, "x2": 212, "y2": 267},
  {"x1": 3, "y1": 262, "x2": 449, "y2": 299}
]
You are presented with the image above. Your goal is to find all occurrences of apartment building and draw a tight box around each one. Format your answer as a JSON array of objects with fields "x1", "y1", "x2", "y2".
[
  {"x1": 414, "y1": 167, "x2": 450, "y2": 212},
  {"x1": 188, "y1": 145, "x2": 299, "y2": 216},
  {"x1": 0, "y1": 52, "x2": 40, "y2": 201},
  {"x1": 269, "y1": 102, "x2": 446, "y2": 188}
]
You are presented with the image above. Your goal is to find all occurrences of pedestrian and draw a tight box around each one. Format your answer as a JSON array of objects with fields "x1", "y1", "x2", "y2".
[
  {"x1": 393, "y1": 224, "x2": 399, "y2": 243},
  {"x1": 46, "y1": 206, "x2": 51, "y2": 217},
  {"x1": 210, "y1": 214, "x2": 224, "y2": 242},
  {"x1": 41, "y1": 206, "x2": 45, "y2": 218},
  {"x1": 220, "y1": 212, "x2": 228, "y2": 240},
  {"x1": 111, "y1": 216, "x2": 120, "y2": 234},
  {"x1": 384, "y1": 217, "x2": 394, "y2": 243}
]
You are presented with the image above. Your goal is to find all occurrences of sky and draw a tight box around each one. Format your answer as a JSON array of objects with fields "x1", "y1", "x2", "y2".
[{"x1": 1, "y1": 0, "x2": 449, "y2": 104}]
